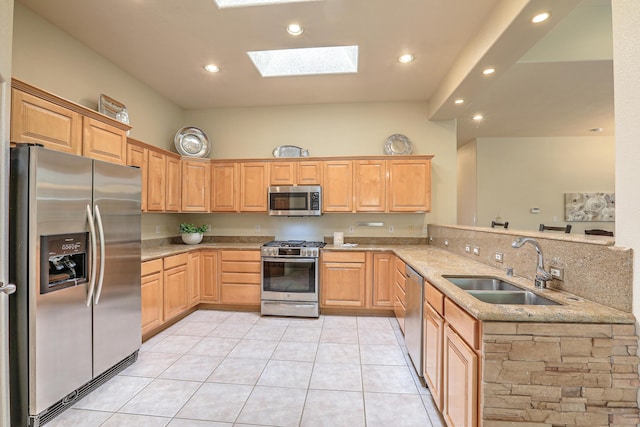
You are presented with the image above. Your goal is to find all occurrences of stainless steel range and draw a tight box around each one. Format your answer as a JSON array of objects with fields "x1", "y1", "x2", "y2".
[{"x1": 261, "y1": 240, "x2": 326, "y2": 318}]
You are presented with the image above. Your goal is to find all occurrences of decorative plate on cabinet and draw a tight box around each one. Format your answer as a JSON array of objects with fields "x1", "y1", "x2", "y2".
[
  {"x1": 384, "y1": 134, "x2": 413, "y2": 155},
  {"x1": 174, "y1": 127, "x2": 211, "y2": 158},
  {"x1": 272, "y1": 145, "x2": 309, "y2": 158}
]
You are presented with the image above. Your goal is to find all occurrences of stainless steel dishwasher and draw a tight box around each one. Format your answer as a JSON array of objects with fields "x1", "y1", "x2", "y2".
[{"x1": 405, "y1": 265, "x2": 425, "y2": 384}]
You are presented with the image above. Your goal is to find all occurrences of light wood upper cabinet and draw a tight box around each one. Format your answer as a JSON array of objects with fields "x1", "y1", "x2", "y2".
[
  {"x1": 82, "y1": 117, "x2": 127, "y2": 165},
  {"x1": 322, "y1": 160, "x2": 353, "y2": 212},
  {"x1": 297, "y1": 161, "x2": 322, "y2": 185},
  {"x1": 270, "y1": 161, "x2": 295, "y2": 185},
  {"x1": 182, "y1": 159, "x2": 211, "y2": 212},
  {"x1": 147, "y1": 150, "x2": 166, "y2": 211},
  {"x1": 211, "y1": 162, "x2": 239, "y2": 212},
  {"x1": 388, "y1": 158, "x2": 431, "y2": 212},
  {"x1": 240, "y1": 162, "x2": 269, "y2": 212},
  {"x1": 141, "y1": 259, "x2": 163, "y2": 336},
  {"x1": 165, "y1": 155, "x2": 182, "y2": 212},
  {"x1": 127, "y1": 142, "x2": 148, "y2": 212},
  {"x1": 320, "y1": 251, "x2": 367, "y2": 308},
  {"x1": 371, "y1": 252, "x2": 394, "y2": 307},
  {"x1": 355, "y1": 160, "x2": 386, "y2": 212},
  {"x1": 200, "y1": 250, "x2": 220, "y2": 302},
  {"x1": 163, "y1": 254, "x2": 189, "y2": 322},
  {"x1": 11, "y1": 88, "x2": 82, "y2": 155}
]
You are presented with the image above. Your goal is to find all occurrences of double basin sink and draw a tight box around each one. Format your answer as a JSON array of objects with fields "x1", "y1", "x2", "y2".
[{"x1": 443, "y1": 276, "x2": 560, "y2": 306}]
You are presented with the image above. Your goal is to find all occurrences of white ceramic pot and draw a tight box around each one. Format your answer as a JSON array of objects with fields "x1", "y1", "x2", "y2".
[{"x1": 181, "y1": 232, "x2": 203, "y2": 245}]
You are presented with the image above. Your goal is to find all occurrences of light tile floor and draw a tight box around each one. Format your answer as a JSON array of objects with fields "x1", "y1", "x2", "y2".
[{"x1": 48, "y1": 310, "x2": 446, "y2": 427}]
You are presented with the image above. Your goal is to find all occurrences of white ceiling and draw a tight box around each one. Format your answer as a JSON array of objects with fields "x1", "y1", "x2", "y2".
[{"x1": 17, "y1": 0, "x2": 614, "y2": 145}]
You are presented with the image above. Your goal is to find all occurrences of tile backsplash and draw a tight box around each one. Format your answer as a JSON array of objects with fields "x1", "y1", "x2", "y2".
[{"x1": 428, "y1": 225, "x2": 633, "y2": 312}]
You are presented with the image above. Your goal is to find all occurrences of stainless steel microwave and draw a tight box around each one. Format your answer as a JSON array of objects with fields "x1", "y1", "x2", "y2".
[{"x1": 268, "y1": 186, "x2": 322, "y2": 216}]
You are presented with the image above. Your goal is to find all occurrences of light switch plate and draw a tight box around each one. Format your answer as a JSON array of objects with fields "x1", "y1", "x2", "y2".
[
  {"x1": 465, "y1": 244, "x2": 471, "y2": 253},
  {"x1": 472, "y1": 246, "x2": 480, "y2": 256}
]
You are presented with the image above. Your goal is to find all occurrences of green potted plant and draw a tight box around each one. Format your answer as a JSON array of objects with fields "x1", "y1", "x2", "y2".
[{"x1": 179, "y1": 223, "x2": 208, "y2": 245}]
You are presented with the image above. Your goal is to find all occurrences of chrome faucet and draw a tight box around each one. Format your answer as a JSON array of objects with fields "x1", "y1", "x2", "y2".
[{"x1": 511, "y1": 237, "x2": 553, "y2": 288}]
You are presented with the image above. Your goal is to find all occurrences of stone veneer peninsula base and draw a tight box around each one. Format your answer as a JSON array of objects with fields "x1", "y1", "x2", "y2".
[{"x1": 481, "y1": 322, "x2": 640, "y2": 426}]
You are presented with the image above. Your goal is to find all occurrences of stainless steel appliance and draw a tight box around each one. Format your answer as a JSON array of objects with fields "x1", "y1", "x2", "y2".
[
  {"x1": 268, "y1": 185, "x2": 322, "y2": 216},
  {"x1": 8, "y1": 145, "x2": 142, "y2": 426},
  {"x1": 261, "y1": 240, "x2": 325, "y2": 317},
  {"x1": 405, "y1": 265, "x2": 425, "y2": 384}
]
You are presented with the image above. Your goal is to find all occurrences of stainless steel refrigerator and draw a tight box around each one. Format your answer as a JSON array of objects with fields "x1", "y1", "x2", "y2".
[{"x1": 8, "y1": 144, "x2": 142, "y2": 426}]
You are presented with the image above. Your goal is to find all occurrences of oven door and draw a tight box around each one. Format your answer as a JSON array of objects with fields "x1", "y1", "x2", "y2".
[{"x1": 261, "y1": 257, "x2": 318, "y2": 302}]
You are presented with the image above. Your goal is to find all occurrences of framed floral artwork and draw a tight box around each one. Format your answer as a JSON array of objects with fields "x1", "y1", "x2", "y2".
[{"x1": 564, "y1": 193, "x2": 615, "y2": 222}]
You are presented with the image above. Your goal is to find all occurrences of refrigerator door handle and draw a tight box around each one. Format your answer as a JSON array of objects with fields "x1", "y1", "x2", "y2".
[
  {"x1": 94, "y1": 204, "x2": 106, "y2": 304},
  {"x1": 86, "y1": 204, "x2": 98, "y2": 306}
]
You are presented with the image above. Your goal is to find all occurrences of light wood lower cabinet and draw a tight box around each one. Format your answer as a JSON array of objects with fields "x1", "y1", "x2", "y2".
[
  {"x1": 200, "y1": 250, "x2": 220, "y2": 302},
  {"x1": 443, "y1": 324, "x2": 478, "y2": 427},
  {"x1": 320, "y1": 251, "x2": 366, "y2": 308},
  {"x1": 371, "y1": 252, "x2": 394, "y2": 308},
  {"x1": 163, "y1": 253, "x2": 189, "y2": 322},
  {"x1": 220, "y1": 250, "x2": 261, "y2": 305},
  {"x1": 187, "y1": 251, "x2": 201, "y2": 308},
  {"x1": 423, "y1": 302, "x2": 444, "y2": 410},
  {"x1": 141, "y1": 259, "x2": 163, "y2": 336},
  {"x1": 394, "y1": 257, "x2": 406, "y2": 333}
]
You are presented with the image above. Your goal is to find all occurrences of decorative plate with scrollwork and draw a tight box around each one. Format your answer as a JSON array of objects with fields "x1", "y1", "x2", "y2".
[{"x1": 384, "y1": 134, "x2": 413, "y2": 155}]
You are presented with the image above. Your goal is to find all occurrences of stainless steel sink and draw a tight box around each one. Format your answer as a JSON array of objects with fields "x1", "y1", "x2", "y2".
[
  {"x1": 443, "y1": 276, "x2": 523, "y2": 292},
  {"x1": 443, "y1": 276, "x2": 561, "y2": 306},
  {"x1": 467, "y1": 290, "x2": 560, "y2": 305}
]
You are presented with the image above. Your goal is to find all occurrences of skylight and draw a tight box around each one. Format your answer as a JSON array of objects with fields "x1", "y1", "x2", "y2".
[
  {"x1": 247, "y1": 46, "x2": 359, "y2": 77},
  {"x1": 214, "y1": 0, "x2": 321, "y2": 8}
]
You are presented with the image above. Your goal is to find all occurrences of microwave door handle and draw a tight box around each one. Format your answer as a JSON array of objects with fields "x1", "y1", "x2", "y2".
[
  {"x1": 93, "y1": 204, "x2": 106, "y2": 304},
  {"x1": 86, "y1": 204, "x2": 98, "y2": 306}
]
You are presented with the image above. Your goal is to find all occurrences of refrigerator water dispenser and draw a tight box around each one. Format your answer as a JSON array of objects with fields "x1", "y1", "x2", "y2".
[{"x1": 40, "y1": 233, "x2": 88, "y2": 294}]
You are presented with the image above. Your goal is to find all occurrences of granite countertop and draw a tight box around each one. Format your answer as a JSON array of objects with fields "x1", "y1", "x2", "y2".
[{"x1": 142, "y1": 241, "x2": 634, "y2": 324}]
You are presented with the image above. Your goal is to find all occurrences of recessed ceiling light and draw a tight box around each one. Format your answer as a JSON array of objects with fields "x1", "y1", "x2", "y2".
[
  {"x1": 398, "y1": 54, "x2": 414, "y2": 64},
  {"x1": 214, "y1": 0, "x2": 321, "y2": 8},
  {"x1": 532, "y1": 11, "x2": 551, "y2": 23},
  {"x1": 482, "y1": 68, "x2": 495, "y2": 75},
  {"x1": 454, "y1": 99, "x2": 464, "y2": 105},
  {"x1": 204, "y1": 64, "x2": 220, "y2": 73},
  {"x1": 248, "y1": 45, "x2": 358, "y2": 77},
  {"x1": 287, "y1": 23, "x2": 303, "y2": 36},
  {"x1": 472, "y1": 114, "x2": 483, "y2": 121}
]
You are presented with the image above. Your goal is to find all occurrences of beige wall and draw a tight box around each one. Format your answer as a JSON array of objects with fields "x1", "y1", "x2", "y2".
[
  {"x1": 457, "y1": 139, "x2": 477, "y2": 226},
  {"x1": 458, "y1": 136, "x2": 615, "y2": 234},
  {"x1": 11, "y1": 3, "x2": 184, "y2": 147}
]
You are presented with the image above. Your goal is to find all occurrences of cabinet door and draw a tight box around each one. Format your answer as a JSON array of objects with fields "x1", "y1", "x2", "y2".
[
  {"x1": 322, "y1": 160, "x2": 353, "y2": 212},
  {"x1": 270, "y1": 161, "x2": 295, "y2": 185},
  {"x1": 372, "y1": 252, "x2": 394, "y2": 308},
  {"x1": 165, "y1": 156, "x2": 182, "y2": 212},
  {"x1": 147, "y1": 150, "x2": 166, "y2": 211},
  {"x1": 240, "y1": 162, "x2": 269, "y2": 212},
  {"x1": 211, "y1": 162, "x2": 238, "y2": 212},
  {"x1": 82, "y1": 117, "x2": 127, "y2": 165},
  {"x1": 320, "y1": 252, "x2": 366, "y2": 308},
  {"x1": 200, "y1": 250, "x2": 220, "y2": 302},
  {"x1": 127, "y1": 143, "x2": 148, "y2": 212},
  {"x1": 388, "y1": 159, "x2": 431, "y2": 212},
  {"x1": 11, "y1": 88, "x2": 82, "y2": 155},
  {"x1": 354, "y1": 160, "x2": 386, "y2": 212},
  {"x1": 182, "y1": 159, "x2": 211, "y2": 212},
  {"x1": 163, "y1": 255, "x2": 189, "y2": 322},
  {"x1": 394, "y1": 257, "x2": 406, "y2": 333},
  {"x1": 141, "y1": 262, "x2": 163, "y2": 337},
  {"x1": 424, "y1": 302, "x2": 444, "y2": 410},
  {"x1": 297, "y1": 161, "x2": 322, "y2": 185},
  {"x1": 187, "y1": 251, "x2": 201, "y2": 308},
  {"x1": 443, "y1": 324, "x2": 478, "y2": 427}
]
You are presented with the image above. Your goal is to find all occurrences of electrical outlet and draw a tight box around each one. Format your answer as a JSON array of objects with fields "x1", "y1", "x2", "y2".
[
  {"x1": 206, "y1": 224, "x2": 211, "y2": 232},
  {"x1": 472, "y1": 246, "x2": 480, "y2": 256},
  {"x1": 255, "y1": 224, "x2": 261, "y2": 232},
  {"x1": 422, "y1": 225, "x2": 428, "y2": 234},
  {"x1": 444, "y1": 239, "x2": 449, "y2": 247},
  {"x1": 155, "y1": 226, "x2": 161, "y2": 234},
  {"x1": 465, "y1": 244, "x2": 471, "y2": 253},
  {"x1": 348, "y1": 226, "x2": 354, "y2": 233},
  {"x1": 388, "y1": 225, "x2": 394, "y2": 233},
  {"x1": 495, "y1": 252, "x2": 503, "y2": 263},
  {"x1": 549, "y1": 267, "x2": 564, "y2": 281}
]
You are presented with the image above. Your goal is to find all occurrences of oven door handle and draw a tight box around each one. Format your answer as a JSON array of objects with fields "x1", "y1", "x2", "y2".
[{"x1": 262, "y1": 257, "x2": 317, "y2": 263}]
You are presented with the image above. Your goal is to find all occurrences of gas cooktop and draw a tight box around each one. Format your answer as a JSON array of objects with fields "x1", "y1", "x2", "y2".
[{"x1": 262, "y1": 240, "x2": 326, "y2": 248}]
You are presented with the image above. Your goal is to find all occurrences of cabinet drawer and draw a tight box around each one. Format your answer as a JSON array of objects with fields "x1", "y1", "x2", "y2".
[
  {"x1": 425, "y1": 281, "x2": 444, "y2": 316},
  {"x1": 322, "y1": 251, "x2": 365, "y2": 263},
  {"x1": 220, "y1": 250, "x2": 261, "y2": 262},
  {"x1": 395, "y1": 268, "x2": 406, "y2": 292},
  {"x1": 221, "y1": 261, "x2": 261, "y2": 274},
  {"x1": 444, "y1": 298, "x2": 479, "y2": 350},
  {"x1": 221, "y1": 283, "x2": 260, "y2": 304},
  {"x1": 164, "y1": 253, "x2": 188, "y2": 270},
  {"x1": 395, "y1": 256, "x2": 406, "y2": 273},
  {"x1": 221, "y1": 272, "x2": 261, "y2": 285},
  {"x1": 395, "y1": 281, "x2": 406, "y2": 306},
  {"x1": 142, "y1": 259, "x2": 163, "y2": 276}
]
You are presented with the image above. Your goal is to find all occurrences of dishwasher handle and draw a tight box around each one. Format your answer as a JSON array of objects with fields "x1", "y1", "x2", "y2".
[{"x1": 405, "y1": 265, "x2": 424, "y2": 284}]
